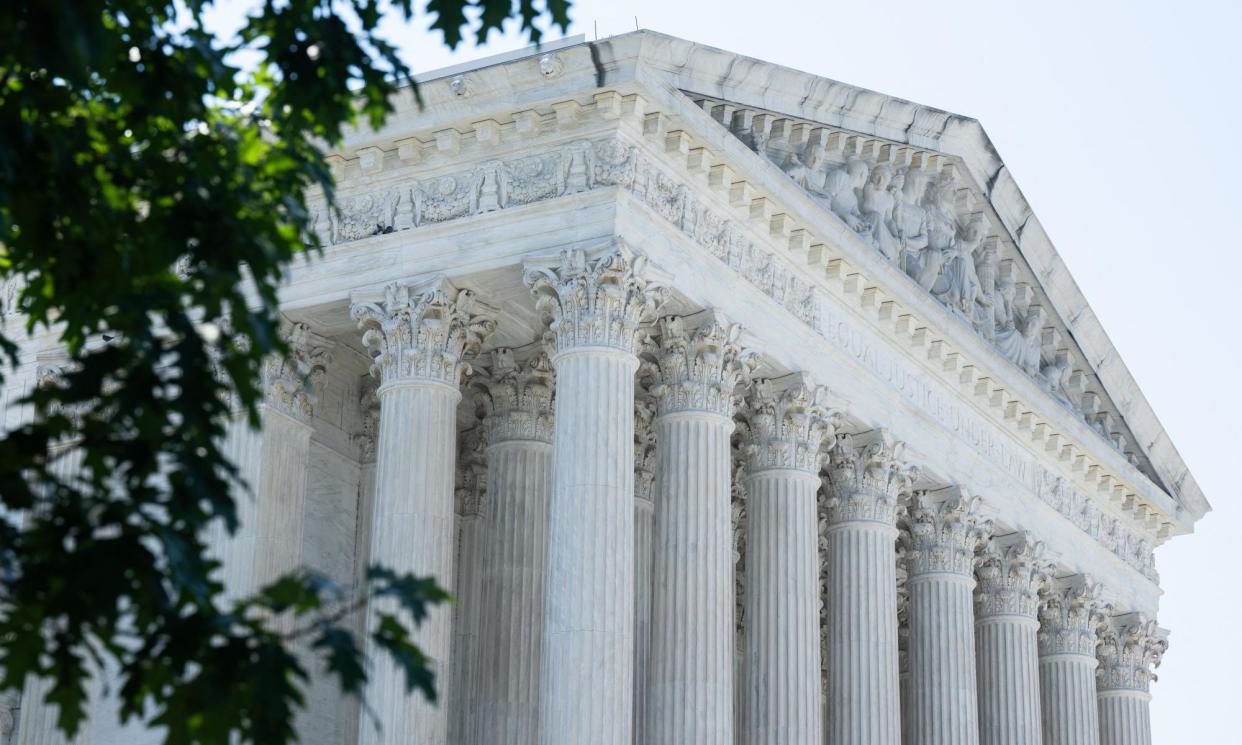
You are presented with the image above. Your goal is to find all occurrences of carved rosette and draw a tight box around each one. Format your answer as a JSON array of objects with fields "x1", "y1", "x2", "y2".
[
  {"x1": 647, "y1": 312, "x2": 755, "y2": 418},
  {"x1": 743, "y1": 375, "x2": 840, "y2": 474},
  {"x1": 475, "y1": 348, "x2": 555, "y2": 445},
  {"x1": 455, "y1": 426, "x2": 488, "y2": 518},
  {"x1": 634, "y1": 395, "x2": 657, "y2": 503},
  {"x1": 351, "y1": 277, "x2": 497, "y2": 389},
  {"x1": 523, "y1": 242, "x2": 669, "y2": 356},
  {"x1": 261, "y1": 321, "x2": 333, "y2": 421},
  {"x1": 823, "y1": 429, "x2": 918, "y2": 526},
  {"x1": 975, "y1": 532, "x2": 1056, "y2": 619},
  {"x1": 1038, "y1": 578, "x2": 1111, "y2": 657},
  {"x1": 1095, "y1": 615, "x2": 1167, "y2": 693},
  {"x1": 898, "y1": 492, "x2": 991, "y2": 578}
]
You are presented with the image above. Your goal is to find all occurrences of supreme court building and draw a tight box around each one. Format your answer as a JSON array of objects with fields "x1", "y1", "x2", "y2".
[{"x1": 7, "y1": 30, "x2": 1209, "y2": 745}]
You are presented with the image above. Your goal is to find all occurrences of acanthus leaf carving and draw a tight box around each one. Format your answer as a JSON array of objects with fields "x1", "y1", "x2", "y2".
[
  {"x1": 350, "y1": 277, "x2": 497, "y2": 389},
  {"x1": 898, "y1": 490, "x2": 992, "y2": 578},
  {"x1": 742, "y1": 374, "x2": 841, "y2": 474},
  {"x1": 824, "y1": 429, "x2": 918, "y2": 526},
  {"x1": 645, "y1": 311, "x2": 756, "y2": 418},
  {"x1": 474, "y1": 348, "x2": 555, "y2": 445},
  {"x1": 1095, "y1": 614, "x2": 1167, "y2": 693},
  {"x1": 1037, "y1": 576, "x2": 1111, "y2": 657},
  {"x1": 261, "y1": 320, "x2": 333, "y2": 421},
  {"x1": 975, "y1": 532, "x2": 1056, "y2": 619},
  {"x1": 523, "y1": 241, "x2": 669, "y2": 356}
]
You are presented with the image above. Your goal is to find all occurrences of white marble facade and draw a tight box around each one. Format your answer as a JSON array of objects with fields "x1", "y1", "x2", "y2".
[{"x1": 4, "y1": 31, "x2": 1209, "y2": 745}]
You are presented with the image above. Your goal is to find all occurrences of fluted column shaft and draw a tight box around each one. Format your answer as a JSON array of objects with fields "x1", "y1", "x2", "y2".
[
  {"x1": 975, "y1": 533, "x2": 1053, "y2": 745},
  {"x1": 647, "y1": 412, "x2": 734, "y2": 744},
  {"x1": 475, "y1": 439, "x2": 553, "y2": 745},
  {"x1": 646, "y1": 313, "x2": 748, "y2": 745},
  {"x1": 525, "y1": 242, "x2": 667, "y2": 745},
  {"x1": 250, "y1": 407, "x2": 313, "y2": 590},
  {"x1": 823, "y1": 431, "x2": 914, "y2": 745},
  {"x1": 824, "y1": 520, "x2": 901, "y2": 745},
  {"x1": 1095, "y1": 615, "x2": 1164, "y2": 745},
  {"x1": 365, "y1": 381, "x2": 460, "y2": 745},
  {"x1": 540, "y1": 348, "x2": 637, "y2": 744},
  {"x1": 745, "y1": 468, "x2": 822, "y2": 744},
  {"x1": 742, "y1": 376, "x2": 836, "y2": 745},
  {"x1": 1039, "y1": 655, "x2": 1099, "y2": 745},
  {"x1": 633, "y1": 491, "x2": 654, "y2": 745},
  {"x1": 1037, "y1": 578, "x2": 1108, "y2": 745},
  {"x1": 1097, "y1": 692, "x2": 1150, "y2": 745},
  {"x1": 908, "y1": 574, "x2": 979, "y2": 744},
  {"x1": 978, "y1": 618, "x2": 1042, "y2": 744},
  {"x1": 352, "y1": 278, "x2": 497, "y2": 745},
  {"x1": 901, "y1": 494, "x2": 988, "y2": 745}
]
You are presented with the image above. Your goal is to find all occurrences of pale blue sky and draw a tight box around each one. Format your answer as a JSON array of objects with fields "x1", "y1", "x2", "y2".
[{"x1": 216, "y1": 0, "x2": 1242, "y2": 739}]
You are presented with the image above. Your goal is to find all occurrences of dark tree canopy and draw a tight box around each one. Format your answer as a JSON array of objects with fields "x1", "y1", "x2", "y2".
[{"x1": 0, "y1": 1, "x2": 569, "y2": 743}]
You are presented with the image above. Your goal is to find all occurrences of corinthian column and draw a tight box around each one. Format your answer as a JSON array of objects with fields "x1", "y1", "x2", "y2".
[
  {"x1": 523, "y1": 243, "x2": 667, "y2": 745},
  {"x1": 1038, "y1": 577, "x2": 1109, "y2": 745},
  {"x1": 473, "y1": 349, "x2": 555, "y2": 745},
  {"x1": 1095, "y1": 615, "x2": 1166, "y2": 745},
  {"x1": 645, "y1": 313, "x2": 752, "y2": 745},
  {"x1": 742, "y1": 375, "x2": 838, "y2": 745},
  {"x1": 899, "y1": 490, "x2": 990, "y2": 745},
  {"x1": 351, "y1": 278, "x2": 497, "y2": 745},
  {"x1": 975, "y1": 533, "x2": 1056, "y2": 745},
  {"x1": 823, "y1": 429, "x2": 917, "y2": 745}
]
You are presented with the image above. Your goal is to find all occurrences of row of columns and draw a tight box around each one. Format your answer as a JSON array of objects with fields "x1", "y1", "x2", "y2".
[{"x1": 345, "y1": 242, "x2": 1166, "y2": 745}]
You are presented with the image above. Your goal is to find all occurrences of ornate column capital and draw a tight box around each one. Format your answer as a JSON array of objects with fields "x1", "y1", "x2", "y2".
[
  {"x1": 975, "y1": 532, "x2": 1056, "y2": 619},
  {"x1": 261, "y1": 320, "x2": 333, "y2": 421},
  {"x1": 522, "y1": 240, "x2": 669, "y2": 357},
  {"x1": 1038, "y1": 576, "x2": 1111, "y2": 657},
  {"x1": 741, "y1": 374, "x2": 842, "y2": 474},
  {"x1": 1096, "y1": 614, "x2": 1167, "y2": 693},
  {"x1": 823, "y1": 429, "x2": 918, "y2": 526},
  {"x1": 645, "y1": 311, "x2": 756, "y2": 418},
  {"x1": 455, "y1": 426, "x2": 488, "y2": 518},
  {"x1": 355, "y1": 374, "x2": 381, "y2": 462},
  {"x1": 474, "y1": 348, "x2": 555, "y2": 445},
  {"x1": 898, "y1": 490, "x2": 991, "y2": 578},
  {"x1": 350, "y1": 276, "x2": 498, "y2": 389}
]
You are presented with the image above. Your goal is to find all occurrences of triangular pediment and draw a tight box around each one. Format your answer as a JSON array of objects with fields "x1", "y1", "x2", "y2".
[{"x1": 678, "y1": 91, "x2": 1172, "y2": 501}]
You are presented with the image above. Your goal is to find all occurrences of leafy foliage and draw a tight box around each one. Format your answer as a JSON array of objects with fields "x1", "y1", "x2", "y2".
[{"x1": 0, "y1": 1, "x2": 569, "y2": 743}]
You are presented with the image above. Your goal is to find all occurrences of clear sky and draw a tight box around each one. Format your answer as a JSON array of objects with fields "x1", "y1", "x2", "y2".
[{"x1": 217, "y1": 0, "x2": 1242, "y2": 739}]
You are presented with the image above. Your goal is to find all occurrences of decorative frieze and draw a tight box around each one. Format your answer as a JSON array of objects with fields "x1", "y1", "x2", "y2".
[
  {"x1": 1038, "y1": 577, "x2": 1111, "y2": 657},
  {"x1": 976, "y1": 532, "x2": 1056, "y2": 619},
  {"x1": 742, "y1": 374, "x2": 840, "y2": 473},
  {"x1": 823, "y1": 429, "x2": 918, "y2": 525},
  {"x1": 646, "y1": 312, "x2": 755, "y2": 417},
  {"x1": 475, "y1": 348, "x2": 555, "y2": 445},
  {"x1": 350, "y1": 277, "x2": 497, "y2": 388},
  {"x1": 1096, "y1": 615, "x2": 1167, "y2": 693},
  {"x1": 261, "y1": 321, "x2": 333, "y2": 421},
  {"x1": 899, "y1": 491, "x2": 991, "y2": 577},
  {"x1": 523, "y1": 242, "x2": 669, "y2": 356}
]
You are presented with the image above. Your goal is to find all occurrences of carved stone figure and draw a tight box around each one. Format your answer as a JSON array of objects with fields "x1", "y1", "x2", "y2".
[
  {"x1": 890, "y1": 169, "x2": 930, "y2": 276},
  {"x1": 995, "y1": 305, "x2": 1045, "y2": 376},
  {"x1": 860, "y1": 164, "x2": 901, "y2": 262},
  {"x1": 914, "y1": 175, "x2": 958, "y2": 291},
  {"x1": 783, "y1": 142, "x2": 829, "y2": 195},
  {"x1": 823, "y1": 158, "x2": 869, "y2": 232},
  {"x1": 932, "y1": 212, "x2": 991, "y2": 319}
]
